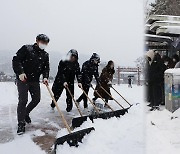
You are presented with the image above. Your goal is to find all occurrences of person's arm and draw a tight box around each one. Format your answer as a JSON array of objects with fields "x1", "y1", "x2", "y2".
[
  {"x1": 12, "y1": 45, "x2": 27, "y2": 75},
  {"x1": 94, "y1": 65, "x2": 100, "y2": 84},
  {"x1": 42, "y1": 53, "x2": 50, "y2": 79},
  {"x1": 56, "y1": 60, "x2": 66, "y2": 83},
  {"x1": 75, "y1": 63, "x2": 82, "y2": 83}
]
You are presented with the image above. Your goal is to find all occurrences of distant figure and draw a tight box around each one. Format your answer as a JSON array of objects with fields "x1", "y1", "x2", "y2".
[{"x1": 128, "y1": 76, "x2": 132, "y2": 88}]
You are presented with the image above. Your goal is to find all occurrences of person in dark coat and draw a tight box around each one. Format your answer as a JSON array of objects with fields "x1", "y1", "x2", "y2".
[
  {"x1": 149, "y1": 53, "x2": 165, "y2": 111},
  {"x1": 92, "y1": 60, "x2": 115, "y2": 106},
  {"x1": 50, "y1": 49, "x2": 82, "y2": 112},
  {"x1": 76, "y1": 53, "x2": 100, "y2": 109},
  {"x1": 12, "y1": 34, "x2": 50, "y2": 135},
  {"x1": 144, "y1": 50, "x2": 155, "y2": 103},
  {"x1": 128, "y1": 76, "x2": 132, "y2": 88}
]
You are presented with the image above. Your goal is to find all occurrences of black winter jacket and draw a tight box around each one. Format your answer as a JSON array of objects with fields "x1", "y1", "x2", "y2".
[
  {"x1": 54, "y1": 60, "x2": 81, "y2": 84},
  {"x1": 12, "y1": 43, "x2": 49, "y2": 82},
  {"x1": 149, "y1": 55, "x2": 165, "y2": 84},
  {"x1": 81, "y1": 59, "x2": 99, "y2": 85}
]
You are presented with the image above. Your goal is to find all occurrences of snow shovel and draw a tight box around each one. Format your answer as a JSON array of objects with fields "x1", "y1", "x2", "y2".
[
  {"x1": 45, "y1": 85, "x2": 95, "y2": 151},
  {"x1": 110, "y1": 86, "x2": 133, "y2": 107},
  {"x1": 100, "y1": 85, "x2": 125, "y2": 109},
  {"x1": 71, "y1": 86, "x2": 128, "y2": 128},
  {"x1": 71, "y1": 86, "x2": 100, "y2": 128},
  {"x1": 66, "y1": 86, "x2": 91, "y2": 129},
  {"x1": 91, "y1": 85, "x2": 129, "y2": 117}
]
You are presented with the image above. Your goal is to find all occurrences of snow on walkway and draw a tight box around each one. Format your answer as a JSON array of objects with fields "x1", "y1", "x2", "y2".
[{"x1": 1, "y1": 82, "x2": 180, "y2": 154}]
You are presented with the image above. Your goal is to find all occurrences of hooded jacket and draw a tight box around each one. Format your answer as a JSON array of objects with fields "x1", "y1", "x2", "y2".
[{"x1": 54, "y1": 60, "x2": 81, "y2": 84}]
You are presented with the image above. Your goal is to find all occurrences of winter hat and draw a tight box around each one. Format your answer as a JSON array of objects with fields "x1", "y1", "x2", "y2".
[
  {"x1": 90, "y1": 53, "x2": 100, "y2": 63},
  {"x1": 68, "y1": 49, "x2": 78, "y2": 59},
  {"x1": 146, "y1": 50, "x2": 155, "y2": 63},
  {"x1": 36, "y1": 34, "x2": 50, "y2": 43}
]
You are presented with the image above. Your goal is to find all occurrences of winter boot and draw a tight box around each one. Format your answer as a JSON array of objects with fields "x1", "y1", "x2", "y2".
[
  {"x1": 51, "y1": 102, "x2": 55, "y2": 109},
  {"x1": 84, "y1": 103, "x2": 88, "y2": 109},
  {"x1": 17, "y1": 122, "x2": 25, "y2": 135},
  {"x1": 66, "y1": 103, "x2": 73, "y2": 112},
  {"x1": 149, "y1": 107, "x2": 156, "y2": 111}
]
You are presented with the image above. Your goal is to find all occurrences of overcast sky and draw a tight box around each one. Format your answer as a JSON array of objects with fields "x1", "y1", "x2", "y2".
[{"x1": 0, "y1": 0, "x2": 143, "y2": 66}]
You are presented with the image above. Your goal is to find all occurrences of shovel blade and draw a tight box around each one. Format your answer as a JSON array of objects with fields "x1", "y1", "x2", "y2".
[
  {"x1": 72, "y1": 108, "x2": 129, "y2": 128},
  {"x1": 72, "y1": 116, "x2": 92, "y2": 128},
  {"x1": 54, "y1": 127, "x2": 95, "y2": 152},
  {"x1": 91, "y1": 108, "x2": 129, "y2": 119}
]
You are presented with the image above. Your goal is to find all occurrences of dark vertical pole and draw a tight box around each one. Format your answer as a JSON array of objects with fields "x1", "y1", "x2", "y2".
[
  {"x1": 117, "y1": 66, "x2": 120, "y2": 85},
  {"x1": 137, "y1": 67, "x2": 140, "y2": 86}
]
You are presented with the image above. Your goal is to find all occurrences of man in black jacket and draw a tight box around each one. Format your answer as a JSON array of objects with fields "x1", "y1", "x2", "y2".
[
  {"x1": 76, "y1": 53, "x2": 100, "y2": 109},
  {"x1": 50, "y1": 49, "x2": 82, "y2": 112},
  {"x1": 12, "y1": 34, "x2": 50, "y2": 135}
]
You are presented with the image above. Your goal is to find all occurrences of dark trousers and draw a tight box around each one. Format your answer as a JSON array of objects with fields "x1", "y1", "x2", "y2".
[
  {"x1": 17, "y1": 80, "x2": 40, "y2": 124},
  {"x1": 150, "y1": 83, "x2": 161, "y2": 107},
  {"x1": 51, "y1": 82, "x2": 74, "y2": 110},
  {"x1": 77, "y1": 84, "x2": 90, "y2": 108}
]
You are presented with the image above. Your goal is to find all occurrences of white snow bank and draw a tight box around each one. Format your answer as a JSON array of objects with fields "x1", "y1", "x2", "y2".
[
  {"x1": 146, "y1": 108, "x2": 180, "y2": 154},
  {"x1": 0, "y1": 135, "x2": 45, "y2": 154},
  {"x1": 56, "y1": 85, "x2": 145, "y2": 154},
  {"x1": 165, "y1": 68, "x2": 180, "y2": 75}
]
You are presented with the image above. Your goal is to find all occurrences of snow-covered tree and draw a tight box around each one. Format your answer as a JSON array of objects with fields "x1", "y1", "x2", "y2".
[{"x1": 149, "y1": 0, "x2": 180, "y2": 16}]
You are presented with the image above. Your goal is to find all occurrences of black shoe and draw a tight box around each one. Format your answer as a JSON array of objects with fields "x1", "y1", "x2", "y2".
[
  {"x1": 147, "y1": 103, "x2": 151, "y2": 107},
  {"x1": 25, "y1": 115, "x2": 31, "y2": 124},
  {"x1": 149, "y1": 107, "x2": 156, "y2": 111},
  {"x1": 66, "y1": 106, "x2": 72, "y2": 112},
  {"x1": 84, "y1": 103, "x2": 88, "y2": 109},
  {"x1": 104, "y1": 104, "x2": 109, "y2": 108},
  {"x1": 17, "y1": 122, "x2": 25, "y2": 135},
  {"x1": 51, "y1": 102, "x2": 55, "y2": 109},
  {"x1": 155, "y1": 106, "x2": 160, "y2": 110}
]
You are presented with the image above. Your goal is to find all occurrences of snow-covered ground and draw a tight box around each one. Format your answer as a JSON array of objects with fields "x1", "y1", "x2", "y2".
[
  {"x1": 146, "y1": 107, "x2": 180, "y2": 154},
  {"x1": 0, "y1": 82, "x2": 179, "y2": 154}
]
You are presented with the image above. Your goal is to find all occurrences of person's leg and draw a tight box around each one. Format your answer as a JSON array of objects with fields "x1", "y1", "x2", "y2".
[
  {"x1": 26, "y1": 82, "x2": 41, "y2": 115},
  {"x1": 17, "y1": 80, "x2": 29, "y2": 134},
  {"x1": 82, "y1": 85, "x2": 90, "y2": 108},
  {"x1": 65, "y1": 83, "x2": 74, "y2": 112},
  {"x1": 51, "y1": 82, "x2": 64, "y2": 108},
  {"x1": 76, "y1": 91, "x2": 84, "y2": 103}
]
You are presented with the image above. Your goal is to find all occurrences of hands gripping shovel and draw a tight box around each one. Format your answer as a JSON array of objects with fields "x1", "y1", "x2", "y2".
[{"x1": 45, "y1": 85, "x2": 95, "y2": 153}]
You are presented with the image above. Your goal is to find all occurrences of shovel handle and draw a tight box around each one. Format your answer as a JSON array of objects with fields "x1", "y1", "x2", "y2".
[
  {"x1": 46, "y1": 85, "x2": 71, "y2": 133},
  {"x1": 91, "y1": 85, "x2": 114, "y2": 111},
  {"x1": 66, "y1": 86, "x2": 83, "y2": 117},
  {"x1": 100, "y1": 85, "x2": 124, "y2": 109},
  {"x1": 80, "y1": 87, "x2": 100, "y2": 113},
  {"x1": 111, "y1": 86, "x2": 132, "y2": 107}
]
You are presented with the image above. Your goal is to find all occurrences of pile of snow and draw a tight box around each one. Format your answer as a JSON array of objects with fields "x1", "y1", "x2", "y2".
[{"x1": 56, "y1": 104, "x2": 145, "y2": 154}]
